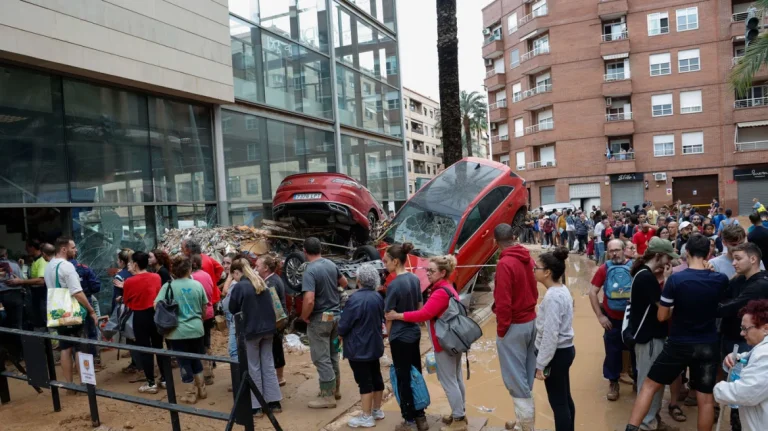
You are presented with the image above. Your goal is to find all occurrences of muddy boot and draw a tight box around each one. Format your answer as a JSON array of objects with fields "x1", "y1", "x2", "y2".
[
  {"x1": 440, "y1": 417, "x2": 468, "y2": 431},
  {"x1": 442, "y1": 415, "x2": 453, "y2": 425},
  {"x1": 504, "y1": 421, "x2": 516, "y2": 430},
  {"x1": 179, "y1": 383, "x2": 198, "y2": 404},
  {"x1": 309, "y1": 382, "x2": 337, "y2": 409},
  {"x1": 607, "y1": 381, "x2": 620, "y2": 401},
  {"x1": 415, "y1": 417, "x2": 429, "y2": 431},
  {"x1": 513, "y1": 397, "x2": 535, "y2": 431},
  {"x1": 203, "y1": 350, "x2": 215, "y2": 386},
  {"x1": 334, "y1": 377, "x2": 341, "y2": 400},
  {"x1": 194, "y1": 373, "x2": 208, "y2": 400}
]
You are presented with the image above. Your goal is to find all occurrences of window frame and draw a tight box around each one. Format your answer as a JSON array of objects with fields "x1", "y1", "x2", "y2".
[
  {"x1": 676, "y1": 7, "x2": 699, "y2": 32},
  {"x1": 653, "y1": 135, "x2": 675, "y2": 157},
  {"x1": 678, "y1": 48, "x2": 701, "y2": 73},
  {"x1": 680, "y1": 90, "x2": 703, "y2": 114},
  {"x1": 647, "y1": 12, "x2": 670, "y2": 36},
  {"x1": 651, "y1": 94, "x2": 674, "y2": 117},
  {"x1": 649, "y1": 53, "x2": 672, "y2": 76},
  {"x1": 682, "y1": 131, "x2": 705, "y2": 155}
]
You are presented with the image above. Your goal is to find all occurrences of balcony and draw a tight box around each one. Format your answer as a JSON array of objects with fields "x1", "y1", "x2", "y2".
[
  {"x1": 600, "y1": 35, "x2": 630, "y2": 58},
  {"x1": 736, "y1": 140, "x2": 768, "y2": 152},
  {"x1": 527, "y1": 159, "x2": 557, "y2": 169},
  {"x1": 492, "y1": 138, "x2": 510, "y2": 155},
  {"x1": 520, "y1": 45, "x2": 551, "y2": 75},
  {"x1": 519, "y1": 5, "x2": 548, "y2": 26},
  {"x1": 732, "y1": 56, "x2": 768, "y2": 80},
  {"x1": 731, "y1": 9, "x2": 765, "y2": 38},
  {"x1": 489, "y1": 100, "x2": 508, "y2": 123},
  {"x1": 521, "y1": 83, "x2": 552, "y2": 100},
  {"x1": 598, "y1": 0, "x2": 628, "y2": 20},
  {"x1": 735, "y1": 96, "x2": 768, "y2": 109},
  {"x1": 605, "y1": 152, "x2": 636, "y2": 175},
  {"x1": 520, "y1": 84, "x2": 554, "y2": 111},
  {"x1": 485, "y1": 69, "x2": 506, "y2": 91},
  {"x1": 603, "y1": 73, "x2": 632, "y2": 97},
  {"x1": 482, "y1": 36, "x2": 505, "y2": 59},
  {"x1": 517, "y1": 4, "x2": 550, "y2": 36},
  {"x1": 413, "y1": 146, "x2": 426, "y2": 155},
  {"x1": 491, "y1": 134, "x2": 510, "y2": 144},
  {"x1": 605, "y1": 112, "x2": 634, "y2": 136},
  {"x1": 525, "y1": 119, "x2": 554, "y2": 135}
]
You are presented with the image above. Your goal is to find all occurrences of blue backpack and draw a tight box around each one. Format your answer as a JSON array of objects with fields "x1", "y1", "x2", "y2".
[{"x1": 604, "y1": 260, "x2": 633, "y2": 311}]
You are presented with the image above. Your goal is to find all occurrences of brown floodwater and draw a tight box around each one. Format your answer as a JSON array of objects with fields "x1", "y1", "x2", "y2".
[{"x1": 381, "y1": 250, "x2": 703, "y2": 431}]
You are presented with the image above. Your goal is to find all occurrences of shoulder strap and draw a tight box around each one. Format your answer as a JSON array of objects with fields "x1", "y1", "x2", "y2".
[
  {"x1": 631, "y1": 268, "x2": 651, "y2": 338},
  {"x1": 166, "y1": 281, "x2": 175, "y2": 301},
  {"x1": 55, "y1": 262, "x2": 63, "y2": 288}
]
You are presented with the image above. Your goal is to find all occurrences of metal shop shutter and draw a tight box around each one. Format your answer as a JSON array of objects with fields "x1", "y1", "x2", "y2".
[
  {"x1": 611, "y1": 182, "x2": 644, "y2": 211},
  {"x1": 738, "y1": 180, "x2": 768, "y2": 216},
  {"x1": 540, "y1": 186, "x2": 555, "y2": 205},
  {"x1": 672, "y1": 175, "x2": 718, "y2": 207},
  {"x1": 569, "y1": 183, "x2": 601, "y2": 199}
]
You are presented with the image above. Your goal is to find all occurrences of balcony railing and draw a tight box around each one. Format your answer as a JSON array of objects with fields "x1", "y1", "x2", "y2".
[
  {"x1": 516, "y1": 164, "x2": 526, "y2": 170},
  {"x1": 736, "y1": 140, "x2": 768, "y2": 151},
  {"x1": 735, "y1": 96, "x2": 768, "y2": 108},
  {"x1": 606, "y1": 112, "x2": 632, "y2": 122},
  {"x1": 486, "y1": 69, "x2": 502, "y2": 78},
  {"x1": 413, "y1": 147, "x2": 426, "y2": 155},
  {"x1": 681, "y1": 105, "x2": 702, "y2": 114},
  {"x1": 483, "y1": 34, "x2": 502, "y2": 46},
  {"x1": 604, "y1": 71, "x2": 628, "y2": 82},
  {"x1": 525, "y1": 119, "x2": 554, "y2": 134},
  {"x1": 521, "y1": 83, "x2": 553, "y2": 99},
  {"x1": 527, "y1": 159, "x2": 557, "y2": 169},
  {"x1": 489, "y1": 100, "x2": 508, "y2": 110},
  {"x1": 519, "y1": 5, "x2": 548, "y2": 26},
  {"x1": 521, "y1": 45, "x2": 550, "y2": 62},
  {"x1": 491, "y1": 134, "x2": 510, "y2": 143},
  {"x1": 607, "y1": 152, "x2": 635, "y2": 161},
  {"x1": 733, "y1": 56, "x2": 745, "y2": 67},
  {"x1": 733, "y1": 9, "x2": 764, "y2": 22},
  {"x1": 512, "y1": 93, "x2": 523, "y2": 103},
  {"x1": 601, "y1": 31, "x2": 628, "y2": 42}
]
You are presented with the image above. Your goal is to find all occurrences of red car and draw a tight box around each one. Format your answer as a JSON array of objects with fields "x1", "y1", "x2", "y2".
[
  {"x1": 272, "y1": 173, "x2": 386, "y2": 243},
  {"x1": 379, "y1": 157, "x2": 528, "y2": 303}
]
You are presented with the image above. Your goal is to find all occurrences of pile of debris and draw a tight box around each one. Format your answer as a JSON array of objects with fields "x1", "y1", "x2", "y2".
[{"x1": 158, "y1": 221, "x2": 297, "y2": 258}]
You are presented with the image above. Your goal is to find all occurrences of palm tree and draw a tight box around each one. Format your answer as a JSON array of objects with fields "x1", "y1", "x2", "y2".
[
  {"x1": 436, "y1": 0, "x2": 461, "y2": 167},
  {"x1": 460, "y1": 91, "x2": 487, "y2": 157},
  {"x1": 471, "y1": 104, "x2": 488, "y2": 155},
  {"x1": 730, "y1": 3, "x2": 768, "y2": 97}
]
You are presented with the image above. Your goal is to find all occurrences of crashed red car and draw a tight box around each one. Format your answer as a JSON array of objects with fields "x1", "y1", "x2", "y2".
[
  {"x1": 272, "y1": 173, "x2": 386, "y2": 243},
  {"x1": 379, "y1": 157, "x2": 528, "y2": 304}
]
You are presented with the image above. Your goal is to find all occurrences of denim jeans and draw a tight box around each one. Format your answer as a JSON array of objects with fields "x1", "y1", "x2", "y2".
[
  {"x1": 226, "y1": 311, "x2": 238, "y2": 361},
  {"x1": 84, "y1": 296, "x2": 101, "y2": 358},
  {"x1": 168, "y1": 337, "x2": 204, "y2": 383},
  {"x1": 595, "y1": 242, "x2": 605, "y2": 262}
]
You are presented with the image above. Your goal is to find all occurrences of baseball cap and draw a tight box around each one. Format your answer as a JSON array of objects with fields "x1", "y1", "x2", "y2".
[
  {"x1": 679, "y1": 221, "x2": 692, "y2": 230},
  {"x1": 647, "y1": 237, "x2": 680, "y2": 259}
]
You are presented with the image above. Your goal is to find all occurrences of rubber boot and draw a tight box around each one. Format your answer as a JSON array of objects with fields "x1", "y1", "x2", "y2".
[
  {"x1": 179, "y1": 383, "x2": 198, "y2": 404},
  {"x1": 203, "y1": 349, "x2": 214, "y2": 385},
  {"x1": 513, "y1": 397, "x2": 535, "y2": 431},
  {"x1": 309, "y1": 381, "x2": 337, "y2": 409},
  {"x1": 440, "y1": 417, "x2": 468, "y2": 431},
  {"x1": 334, "y1": 377, "x2": 342, "y2": 400},
  {"x1": 194, "y1": 373, "x2": 208, "y2": 400}
]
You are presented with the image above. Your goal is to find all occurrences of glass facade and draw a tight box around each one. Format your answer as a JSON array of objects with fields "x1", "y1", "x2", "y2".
[
  {"x1": 340, "y1": 135, "x2": 406, "y2": 202},
  {"x1": 343, "y1": 0, "x2": 396, "y2": 31},
  {"x1": 230, "y1": 0, "x2": 330, "y2": 53}
]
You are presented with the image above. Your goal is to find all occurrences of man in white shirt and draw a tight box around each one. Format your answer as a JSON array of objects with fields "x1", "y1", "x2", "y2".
[
  {"x1": 44, "y1": 236, "x2": 98, "y2": 388},
  {"x1": 711, "y1": 225, "x2": 765, "y2": 279},
  {"x1": 594, "y1": 215, "x2": 608, "y2": 263}
]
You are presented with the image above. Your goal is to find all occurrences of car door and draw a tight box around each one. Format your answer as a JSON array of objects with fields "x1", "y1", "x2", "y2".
[{"x1": 452, "y1": 186, "x2": 515, "y2": 292}]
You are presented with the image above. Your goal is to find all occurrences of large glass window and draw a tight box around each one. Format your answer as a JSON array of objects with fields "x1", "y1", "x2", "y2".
[
  {"x1": 63, "y1": 80, "x2": 152, "y2": 204},
  {"x1": 343, "y1": 0, "x2": 396, "y2": 31},
  {"x1": 340, "y1": 135, "x2": 406, "y2": 203},
  {"x1": 222, "y1": 110, "x2": 336, "y2": 201},
  {"x1": 149, "y1": 97, "x2": 215, "y2": 202},
  {"x1": 0, "y1": 65, "x2": 68, "y2": 203},
  {"x1": 231, "y1": 16, "x2": 333, "y2": 120},
  {"x1": 230, "y1": 0, "x2": 330, "y2": 53},
  {"x1": 332, "y1": 2, "x2": 399, "y2": 88},
  {"x1": 336, "y1": 64, "x2": 401, "y2": 136}
]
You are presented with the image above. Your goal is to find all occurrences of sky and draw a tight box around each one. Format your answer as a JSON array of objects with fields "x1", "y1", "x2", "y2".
[{"x1": 397, "y1": 0, "x2": 491, "y2": 102}]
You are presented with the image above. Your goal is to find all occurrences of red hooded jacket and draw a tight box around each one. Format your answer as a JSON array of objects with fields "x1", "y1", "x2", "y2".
[{"x1": 493, "y1": 244, "x2": 538, "y2": 337}]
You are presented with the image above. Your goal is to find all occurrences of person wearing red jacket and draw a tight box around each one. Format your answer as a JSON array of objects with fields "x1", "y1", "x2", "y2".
[
  {"x1": 182, "y1": 239, "x2": 223, "y2": 304},
  {"x1": 492, "y1": 223, "x2": 538, "y2": 431},
  {"x1": 387, "y1": 255, "x2": 467, "y2": 431}
]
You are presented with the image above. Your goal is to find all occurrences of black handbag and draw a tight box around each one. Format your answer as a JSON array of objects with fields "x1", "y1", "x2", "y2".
[{"x1": 154, "y1": 282, "x2": 179, "y2": 335}]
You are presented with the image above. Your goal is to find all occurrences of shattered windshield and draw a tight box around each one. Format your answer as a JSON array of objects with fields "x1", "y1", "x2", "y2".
[{"x1": 384, "y1": 161, "x2": 502, "y2": 255}]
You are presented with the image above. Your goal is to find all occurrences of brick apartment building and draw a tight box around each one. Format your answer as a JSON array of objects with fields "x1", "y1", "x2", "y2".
[{"x1": 482, "y1": 0, "x2": 768, "y2": 215}]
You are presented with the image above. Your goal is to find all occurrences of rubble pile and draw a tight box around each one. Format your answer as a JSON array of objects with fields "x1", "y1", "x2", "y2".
[{"x1": 158, "y1": 224, "x2": 277, "y2": 258}]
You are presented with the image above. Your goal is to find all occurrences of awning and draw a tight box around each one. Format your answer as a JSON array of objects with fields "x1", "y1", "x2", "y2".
[
  {"x1": 520, "y1": 30, "x2": 540, "y2": 41},
  {"x1": 737, "y1": 120, "x2": 768, "y2": 128},
  {"x1": 603, "y1": 53, "x2": 629, "y2": 60}
]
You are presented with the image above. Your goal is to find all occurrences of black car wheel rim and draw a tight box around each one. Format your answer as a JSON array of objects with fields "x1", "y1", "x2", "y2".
[{"x1": 285, "y1": 258, "x2": 301, "y2": 287}]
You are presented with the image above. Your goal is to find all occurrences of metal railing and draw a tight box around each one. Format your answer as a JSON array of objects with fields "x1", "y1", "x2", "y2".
[
  {"x1": 604, "y1": 71, "x2": 628, "y2": 82},
  {"x1": 607, "y1": 152, "x2": 635, "y2": 161},
  {"x1": 525, "y1": 119, "x2": 554, "y2": 134},
  {"x1": 735, "y1": 96, "x2": 768, "y2": 108},
  {"x1": 601, "y1": 31, "x2": 628, "y2": 42},
  {"x1": 527, "y1": 159, "x2": 557, "y2": 169},
  {"x1": 681, "y1": 105, "x2": 702, "y2": 114},
  {"x1": 606, "y1": 112, "x2": 632, "y2": 121},
  {"x1": 733, "y1": 56, "x2": 744, "y2": 67},
  {"x1": 483, "y1": 34, "x2": 502, "y2": 46},
  {"x1": 489, "y1": 100, "x2": 508, "y2": 110},
  {"x1": 521, "y1": 45, "x2": 550, "y2": 62},
  {"x1": 521, "y1": 83, "x2": 553, "y2": 99},
  {"x1": 733, "y1": 9, "x2": 764, "y2": 22},
  {"x1": 519, "y1": 5, "x2": 549, "y2": 26},
  {"x1": 736, "y1": 140, "x2": 768, "y2": 151},
  {"x1": 491, "y1": 134, "x2": 510, "y2": 143},
  {"x1": 486, "y1": 69, "x2": 503, "y2": 78}
]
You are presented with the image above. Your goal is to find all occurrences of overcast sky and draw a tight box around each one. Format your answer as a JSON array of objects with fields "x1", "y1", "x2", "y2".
[{"x1": 397, "y1": 0, "x2": 491, "y2": 102}]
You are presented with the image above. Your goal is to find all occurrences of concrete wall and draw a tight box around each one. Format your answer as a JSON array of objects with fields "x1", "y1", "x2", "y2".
[{"x1": 0, "y1": 0, "x2": 234, "y2": 103}]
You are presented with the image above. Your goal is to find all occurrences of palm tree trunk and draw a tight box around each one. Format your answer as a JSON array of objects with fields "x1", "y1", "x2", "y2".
[
  {"x1": 463, "y1": 117, "x2": 473, "y2": 157},
  {"x1": 436, "y1": 0, "x2": 462, "y2": 167}
]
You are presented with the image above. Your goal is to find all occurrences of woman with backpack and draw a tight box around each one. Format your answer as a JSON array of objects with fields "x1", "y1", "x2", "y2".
[
  {"x1": 533, "y1": 247, "x2": 575, "y2": 431},
  {"x1": 386, "y1": 255, "x2": 467, "y2": 431}
]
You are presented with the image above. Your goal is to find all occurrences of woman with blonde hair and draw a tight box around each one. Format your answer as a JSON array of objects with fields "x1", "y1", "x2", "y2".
[
  {"x1": 228, "y1": 258, "x2": 282, "y2": 417},
  {"x1": 387, "y1": 255, "x2": 467, "y2": 431}
]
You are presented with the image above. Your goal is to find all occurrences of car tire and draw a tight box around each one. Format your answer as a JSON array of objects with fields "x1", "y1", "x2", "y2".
[
  {"x1": 353, "y1": 245, "x2": 380, "y2": 262},
  {"x1": 512, "y1": 209, "x2": 526, "y2": 238},
  {"x1": 282, "y1": 251, "x2": 307, "y2": 294},
  {"x1": 367, "y1": 210, "x2": 377, "y2": 228}
]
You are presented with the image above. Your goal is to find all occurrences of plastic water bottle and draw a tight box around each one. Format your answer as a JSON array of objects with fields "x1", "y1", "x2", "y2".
[{"x1": 728, "y1": 345, "x2": 747, "y2": 409}]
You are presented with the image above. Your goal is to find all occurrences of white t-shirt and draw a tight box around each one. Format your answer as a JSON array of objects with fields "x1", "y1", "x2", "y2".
[
  {"x1": 44, "y1": 258, "x2": 83, "y2": 296},
  {"x1": 594, "y1": 223, "x2": 605, "y2": 244},
  {"x1": 711, "y1": 254, "x2": 765, "y2": 279}
]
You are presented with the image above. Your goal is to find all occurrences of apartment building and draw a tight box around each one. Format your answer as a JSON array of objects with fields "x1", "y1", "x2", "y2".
[
  {"x1": 482, "y1": 0, "x2": 768, "y2": 214},
  {"x1": 403, "y1": 88, "x2": 443, "y2": 195},
  {"x1": 0, "y1": 0, "x2": 405, "y2": 312}
]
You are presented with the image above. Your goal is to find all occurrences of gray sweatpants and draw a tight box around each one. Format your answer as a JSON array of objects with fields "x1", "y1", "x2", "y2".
[
  {"x1": 635, "y1": 338, "x2": 665, "y2": 430},
  {"x1": 307, "y1": 313, "x2": 340, "y2": 395},
  {"x1": 245, "y1": 335, "x2": 283, "y2": 409},
  {"x1": 435, "y1": 350, "x2": 466, "y2": 419},
  {"x1": 497, "y1": 320, "x2": 537, "y2": 425}
]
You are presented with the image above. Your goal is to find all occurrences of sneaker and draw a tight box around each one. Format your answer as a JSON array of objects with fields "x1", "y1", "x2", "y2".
[
  {"x1": 159, "y1": 380, "x2": 167, "y2": 389},
  {"x1": 371, "y1": 409, "x2": 385, "y2": 421},
  {"x1": 139, "y1": 383, "x2": 159, "y2": 394},
  {"x1": 440, "y1": 417, "x2": 468, "y2": 431},
  {"x1": 348, "y1": 414, "x2": 375, "y2": 428},
  {"x1": 267, "y1": 401, "x2": 283, "y2": 414},
  {"x1": 252, "y1": 408, "x2": 264, "y2": 418},
  {"x1": 607, "y1": 381, "x2": 620, "y2": 401}
]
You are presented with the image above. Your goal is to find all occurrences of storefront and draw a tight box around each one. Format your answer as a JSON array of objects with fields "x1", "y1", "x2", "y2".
[
  {"x1": 569, "y1": 183, "x2": 601, "y2": 212},
  {"x1": 735, "y1": 166, "x2": 768, "y2": 215},
  {"x1": 610, "y1": 173, "x2": 644, "y2": 211},
  {"x1": 540, "y1": 186, "x2": 556, "y2": 205},
  {"x1": 672, "y1": 175, "x2": 718, "y2": 207}
]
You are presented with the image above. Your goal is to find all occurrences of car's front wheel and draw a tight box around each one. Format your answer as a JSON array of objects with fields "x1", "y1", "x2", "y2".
[
  {"x1": 367, "y1": 211, "x2": 377, "y2": 229},
  {"x1": 282, "y1": 251, "x2": 307, "y2": 294},
  {"x1": 512, "y1": 208, "x2": 526, "y2": 238}
]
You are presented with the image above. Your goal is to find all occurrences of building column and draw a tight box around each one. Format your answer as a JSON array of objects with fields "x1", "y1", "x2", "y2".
[{"x1": 213, "y1": 106, "x2": 230, "y2": 226}]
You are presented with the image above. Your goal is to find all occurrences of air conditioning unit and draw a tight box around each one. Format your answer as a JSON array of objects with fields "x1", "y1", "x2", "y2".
[
  {"x1": 483, "y1": 27, "x2": 492, "y2": 35},
  {"x1": 605, "y1": 97, "x2": 612, "y2": 106},
  {"x1": 491, "y1": 123, "x2": 498, "y2": 130},
  {"x1": 485, "y1": 58, "x2": 494, "y2": 67},
  {"x1": 654, "y1": 172, "x2": 667, "y2": 181}
]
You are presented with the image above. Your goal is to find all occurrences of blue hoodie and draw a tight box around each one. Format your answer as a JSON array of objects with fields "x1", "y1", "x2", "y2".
[{"x1": 338, "y1": 289, "x2": 385, "y2": 361}]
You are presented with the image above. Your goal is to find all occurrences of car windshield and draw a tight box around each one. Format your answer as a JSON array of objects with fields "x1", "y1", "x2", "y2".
[{"x1": 383, "y1": 161, "x2": 503, "y2": 255}]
